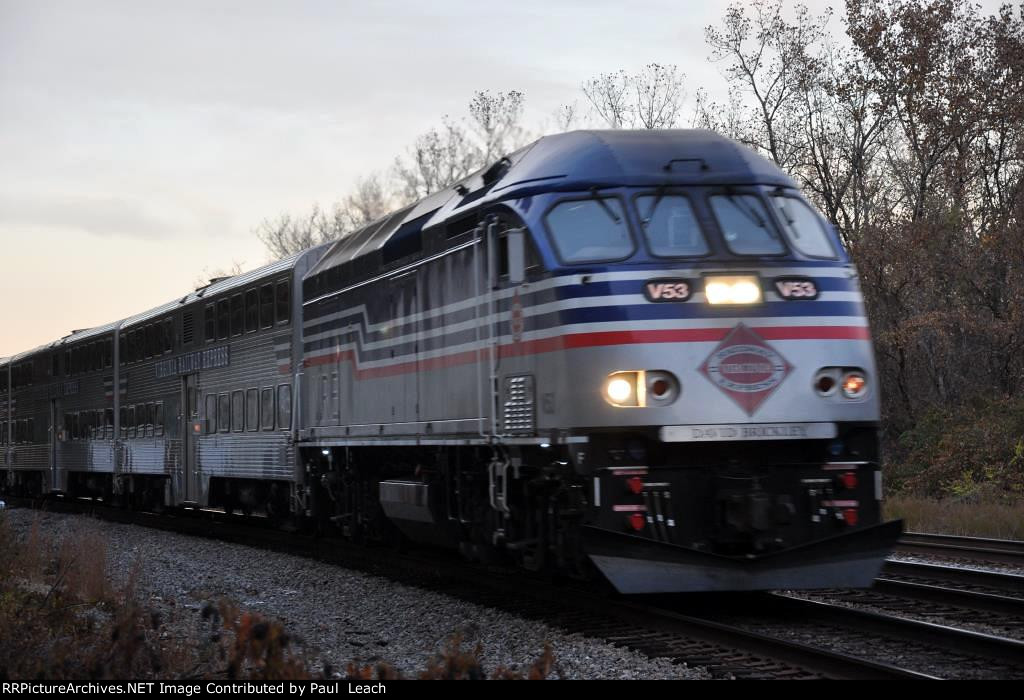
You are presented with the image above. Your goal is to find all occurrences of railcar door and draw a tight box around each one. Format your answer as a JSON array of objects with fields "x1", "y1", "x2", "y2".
[{"x1": 181, "y1": 374, "x2": 200, "y2": 503}]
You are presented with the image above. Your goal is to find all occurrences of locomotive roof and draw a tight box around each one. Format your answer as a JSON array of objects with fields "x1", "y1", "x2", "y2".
[
  {"x1": 306, "y1": 129, "x2": 796, "y2": 277},
  {"x1": 493, "y1": 129, "x2": 796, "y2": 194}
]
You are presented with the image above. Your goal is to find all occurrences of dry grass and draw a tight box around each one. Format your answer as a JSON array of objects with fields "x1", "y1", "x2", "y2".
[
  {"x1": 885, "y1": 494, "x2": 1024, "y2": 540},
  {"x1": 0, "y1": 511, "x2": 557, "y2": 680}
]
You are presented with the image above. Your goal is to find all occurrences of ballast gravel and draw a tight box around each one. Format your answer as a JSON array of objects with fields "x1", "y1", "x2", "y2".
[{"x1": 5, "y1": 508, "x2": 709, "y2": 680}]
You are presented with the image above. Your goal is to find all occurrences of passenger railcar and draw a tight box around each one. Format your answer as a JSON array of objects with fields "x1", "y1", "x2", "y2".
[{"x1": 2, "y1": 130, "x2": 901, "y2": 593}]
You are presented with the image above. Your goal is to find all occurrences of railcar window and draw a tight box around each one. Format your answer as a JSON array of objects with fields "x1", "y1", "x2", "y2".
[
  {"x1": 27, "y1": 418, "x2": 34, "y2": 442},
  {"x1": 276, "y1": 280, "x2": 290, "y2": 325},
  {"x1": 143, "y1": 403, "x2": 154, "y2": 438},
  {"x1": 277, "y1": 384, "x2": 292, "y2": 431},
  {"x1": 217, "y1": 300, "x2": 230, "y2": 340},
  {"x1": 105, "y1": 408, "x2": 114, "y2": 440},
  {"x1": 260, "y1": 284, "x2": 274, "y2": 329},
  {"x1": 230, "y1": 294, "x2": 244, "y2": 337},
  {"x1": 205, "y1": 395, "x2": 217, "y2": 434},
  {"x1": 769, "y1": 195, "x2": 837, "y2": 259},
  {"x1": 245, "y1": 290, "x2": 259, "y2": 333},
  {"x1": 163, "y1": 318, "x2": 174, "y2": 353},
  {"x1": 218, "y1": 394, "x2": 230, "y2": 434},
  {"x1": 246, "y1": 389, "x2": 258, "y2": 431},
  {"x1": 146, "y1": 324, "x2": 156, "y2": 359},
  {"x1": 636, "y1": 194, "x2": 709, "y2": 257},
  {"x1": 709, "y1": 194, "x2": 785, "y2": 255},
  {"x1": 119, "y1": 407, "x2": 127, "y2": 439},
  {"x1": 204, "y1": 304, "x2": 216, "y2": 343},
  {"x1": 231, "y1": 391, "x2": 244, "y2": 432},
  {"x1": 154, "y1": 402, "x2": 164, "y2": 437},
  {"x1": 545, "y1": 198, "x2": 633, "y2": 263},
  {"x1": 127, "y1": 406, "x2": 136, "y2": 439},
  {"x1": 260, "y1": 388, "x2": 274, "y2": 430}
]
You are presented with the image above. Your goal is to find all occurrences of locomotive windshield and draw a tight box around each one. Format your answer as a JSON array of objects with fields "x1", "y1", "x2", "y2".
[
  {"x1": 769, "y1": 195, "x2": 837, "y2": 259},
  {"x1": 545, "y1": 197, "x2": 634, "y2": 263},
  {"x1": 709, "y1": 194, "x2": 785, "y2": 255},
  {"x1": 637, "y1": 194, "x2": 709, "y2": 257}
]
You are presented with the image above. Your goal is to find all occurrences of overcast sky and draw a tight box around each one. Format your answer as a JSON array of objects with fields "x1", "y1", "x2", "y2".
[{"x1": 0, "y1": 0, "x2": 1008, "y2": 357}]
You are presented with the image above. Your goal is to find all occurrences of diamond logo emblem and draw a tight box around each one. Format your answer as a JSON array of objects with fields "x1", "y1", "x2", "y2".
[{"x1": 700, "y1": 323, "x2": 792, "y2": 415}]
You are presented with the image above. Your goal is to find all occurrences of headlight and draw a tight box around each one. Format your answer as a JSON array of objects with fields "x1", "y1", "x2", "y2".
[
  {"x1": 603, "y1": 370, "x2": 679, "y2": 407},
  {"x1": 841, "y1": 372, "x2": 867, "y2": 398},
  {"x1": 704, "y1": 275, "x2": 762, "y2": 304},
  {"x1": 606, "y1": 377, "x2": 634, "y2": 404},
  {"x1": 604, "y1": 371, "x2": 645, "y2": 407}
]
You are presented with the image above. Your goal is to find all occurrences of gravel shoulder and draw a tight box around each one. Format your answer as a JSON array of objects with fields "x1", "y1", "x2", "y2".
[{"x1": 5, "y1": 508, "x2": 708, "y2": 680}]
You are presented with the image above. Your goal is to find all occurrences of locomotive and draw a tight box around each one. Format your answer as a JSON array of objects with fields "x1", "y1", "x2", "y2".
[{"x1": 1, "y1": 130, "x2": 901, "y2": 592}]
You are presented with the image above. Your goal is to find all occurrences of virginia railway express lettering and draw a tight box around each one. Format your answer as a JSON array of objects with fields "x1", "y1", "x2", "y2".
[{"x1": 154, "y1": 345, "x2": 230, "y2": 378}]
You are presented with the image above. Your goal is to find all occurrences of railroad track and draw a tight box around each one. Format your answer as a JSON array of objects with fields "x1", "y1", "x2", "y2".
[
  {"x1": 897, "y1": 532, "x2": 1024, "y2": 565},
  {"x1": 875, "y1": 560, "x2": 1024, "y2": 622},
  {"x1": 7, "y1": 497, "x2": 1021, "y2": 679},
  {"x1": 725, "y1": 593, "x2": 1024, "y2": 678}
]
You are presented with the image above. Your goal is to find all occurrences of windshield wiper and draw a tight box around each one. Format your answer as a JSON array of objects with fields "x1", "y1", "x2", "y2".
[
  {"x1": 643, "y1": 185, "x2": 668, "y2": 226},
  {"x1": 726, "y1": 192, "x2": 779, "y2": 239},
  {"x1": 590, "y1": 187, "x2": 621, "y2": 224},
  {"x1": 775, "y1": 197, "x2": 795, "y2": 225}
]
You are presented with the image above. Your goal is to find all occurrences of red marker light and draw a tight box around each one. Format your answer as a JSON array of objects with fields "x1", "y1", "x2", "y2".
[
  {"x1": 628, "y1": 513, "x2": 646, "y2": 532},
  {"x1": 840, "y1": 472, "x2": 858, "y2": 490},
  {"x1": 626, "y1": 476, "x2": 645, "y2": 494},
  {"x1": 843, "y1": 508, "x2": 859, "y2": 526}
]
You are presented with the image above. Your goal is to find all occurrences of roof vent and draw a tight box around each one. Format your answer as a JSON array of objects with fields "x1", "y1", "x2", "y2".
[{"x1": 482, "y1": 157, "x2": 511, "y2": 186}]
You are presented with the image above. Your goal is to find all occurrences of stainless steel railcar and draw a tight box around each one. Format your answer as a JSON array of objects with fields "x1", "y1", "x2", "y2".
[{"x1": 1, "y1": 246, "x2": 326, "y2": 513}]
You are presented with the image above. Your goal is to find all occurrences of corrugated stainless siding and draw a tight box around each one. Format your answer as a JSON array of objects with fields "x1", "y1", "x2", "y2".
[
  {"x1": 7, "y1": 349, "x2": 53, "y2": 487},
  {"x1": 54, "y1": 335, "x2": 116, "y2": 476},
  {"x1": 197, "y1": 324, "x2": 295, "y2": 485},
  {"x1": 120, "y1": 352, "x2": 181, "y2": 476}
]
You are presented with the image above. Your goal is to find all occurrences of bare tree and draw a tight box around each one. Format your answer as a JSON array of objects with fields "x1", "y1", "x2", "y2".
[
  {"x1": 336, "y1": 172, "x2": 392, "y2": 232},
  {"x1": 468, "y1": 90, "x2": 528, "y2": 162},
  {"x1": 632, "y1": 63, "x2": 687, "y2": 129},
  {"x1": 551, "y1": 101, "x2": 583, "y2": 132},
  {"x1": 705, "y1": 0, "x2": 830, "y2": 169},
  {"x1": 392, "y1": 117, "x2": 480, "y2": 202},
  {"x1": 582, "y1": 70, "x2": 632, "y2": 128},
  {"x1": 254, "y1": 204, "x2": 339, "y2": 261},
  {"x1": 583, "y1": 64, "x2": 688, "y2": 129}
]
